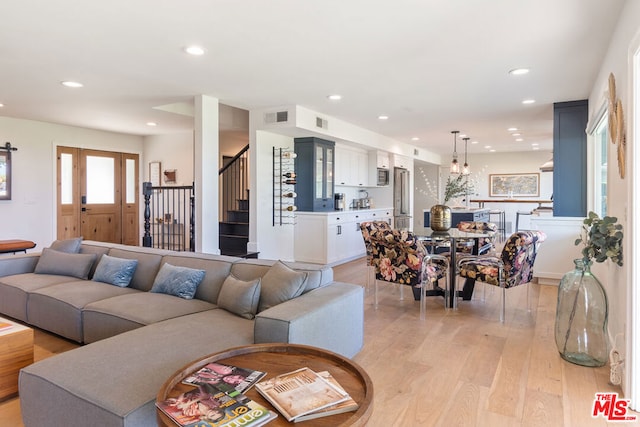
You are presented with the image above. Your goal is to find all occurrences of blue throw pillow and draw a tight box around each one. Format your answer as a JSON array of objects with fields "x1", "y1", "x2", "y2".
[
  {"x1": 150, "y1": 263, "x2": 206, "y2": 299},
  {"x1": 92, "y1": 254, "x2": 138, "y2": 287}
]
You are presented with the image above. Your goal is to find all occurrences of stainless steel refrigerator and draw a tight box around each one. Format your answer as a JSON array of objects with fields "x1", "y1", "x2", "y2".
[{"x1": 393, "y1": 167, "x2": 411, "y2": 229}]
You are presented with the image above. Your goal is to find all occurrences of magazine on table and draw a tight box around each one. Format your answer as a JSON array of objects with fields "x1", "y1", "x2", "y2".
[
  {"x1": 0, "y1": 321, "x2": 14, "y2": 332},
  {"x1": 292, "y1": 371, "x2": 359, "y2": 422},
  {"x1": 182, "y1": 362, "x2": 266, "y2": 395},
  {"x1": 254, "y1": 367, "x2": 350, "y2": 422},
  {"x1": 156, "y1": 383, "x2": 276, "y2": 427}
]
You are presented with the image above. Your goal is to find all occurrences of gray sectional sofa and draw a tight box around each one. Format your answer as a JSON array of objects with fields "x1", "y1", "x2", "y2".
[{"x1": 0, "y1": 240, "x2": 364, "y2": 427}]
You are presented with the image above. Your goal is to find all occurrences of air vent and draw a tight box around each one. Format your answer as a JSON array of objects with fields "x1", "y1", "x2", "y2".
[
  {"x1": 264, "y1": 110, "x2": 289, "y2": 124},
  {"x1": 414, "y1": 148, "x2": 419, "y2": 156},
  {"x1": 316, "y1": 117, "x2": 328, "y2": 129}
]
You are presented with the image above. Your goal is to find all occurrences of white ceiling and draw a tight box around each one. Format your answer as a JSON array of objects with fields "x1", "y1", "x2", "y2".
[{"x1": 0, "y1": 0, "x2": 626, "y2": 156}]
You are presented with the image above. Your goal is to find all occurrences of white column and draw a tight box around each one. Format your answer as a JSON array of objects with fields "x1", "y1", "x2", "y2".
[{"x1": 194, "y1": 95, "x2": 219, "y2": 254}]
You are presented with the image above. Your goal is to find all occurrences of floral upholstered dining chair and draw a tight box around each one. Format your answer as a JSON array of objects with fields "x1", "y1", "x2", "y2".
[
  {"x1": 457, "y1": 230, "x2": 546, "y2": 322},
  {"x1": 456, "y1": 221, "x2": 499, "y2": 255},
  {"x1": 367, "y1": 227, "x2": 450, "y2": 318},
  {"x1": 359, "y1": 221, "x2": 392, "y2": 288}
]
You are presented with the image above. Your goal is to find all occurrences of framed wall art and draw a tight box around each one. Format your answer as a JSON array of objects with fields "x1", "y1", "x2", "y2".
[
  {"x1": 149, "y1": 161, "x2": 161, "y2": 186},
  {"x1": 489, "y1": 173, "x2": 539, "y2": 197},
  {"x1": 0, "y1": 150, "x2": 11, "y2": 200}
]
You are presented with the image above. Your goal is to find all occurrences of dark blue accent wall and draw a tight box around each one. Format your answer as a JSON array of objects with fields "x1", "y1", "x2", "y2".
[{"x1": 553, "y1": 100, "x2": 588, "y2": 217}]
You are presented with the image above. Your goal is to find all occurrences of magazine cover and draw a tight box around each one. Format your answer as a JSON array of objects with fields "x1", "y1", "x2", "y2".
[
  {"x1": 0, "y1": 321, "x2": 14, "y2": 332},
  {"x1": 254, "y1": 367, "x2": 349, "y2": 422},
  {"x1": 182, "y1": 362, "x2": 266, "y2": 395},
  {"x1": 292, "y1": 371, "x2": 359, "y2": 422},
  {"x1": 156, "y1": 384, "x2": 275, "y2": 427}
]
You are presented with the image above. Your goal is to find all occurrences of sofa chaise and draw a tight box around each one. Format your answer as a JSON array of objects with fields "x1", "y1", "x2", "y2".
[{"x1": 0, "y1": 239, "x2": 364, "y2": 427}]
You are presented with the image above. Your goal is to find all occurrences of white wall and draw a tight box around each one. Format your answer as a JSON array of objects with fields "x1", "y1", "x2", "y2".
[
  {"x1": 0, "y1": 116, "x2": 143, "y2": 250},
  {"x1": 586, "y1": 0, "x2": 640, "y2": 404},
  {"x1": 466, "y1": 151, "x2": 553, "y2": 231},
  {"x1": 248, "y1": 129, "x2": 296, "y2": 261},
  {"x1": 143, "y1": 132, "x2": 194, "y2": 185}
]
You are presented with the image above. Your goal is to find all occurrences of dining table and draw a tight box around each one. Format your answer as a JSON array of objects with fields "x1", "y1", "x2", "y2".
[{"x1": 418, "y1": 228, "x2": 492, "y2": 308}]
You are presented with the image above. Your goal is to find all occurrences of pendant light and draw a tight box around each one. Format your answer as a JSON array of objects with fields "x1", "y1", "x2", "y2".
[
  {"x1": 462, "y1": 137, "x2": 470, "y2": 175},
  {"x1": 450, "y1": 131, "x2": 460, "y2": 174}
]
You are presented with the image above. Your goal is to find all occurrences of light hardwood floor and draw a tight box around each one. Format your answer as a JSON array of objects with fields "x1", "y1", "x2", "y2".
[{"x1": 0, "y1": 257, "x2": 631, "y2": 426}]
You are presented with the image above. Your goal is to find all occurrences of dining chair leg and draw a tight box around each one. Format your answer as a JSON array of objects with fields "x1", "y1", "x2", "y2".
[
  {"x1": 374, "y1": 279, "x2": 379, "y2": 308},
  {"x1": 399, "y1": 284, "x2": 404, "y2": 300},
  {"x1": 420, "y1": 285, "x2": 426, "y2": 320},
  {"x1": 526, "y1": 282, "x2": 531, "y2": 313},
  {"x1": 500, "y1": 287, "x2": 506, "y2": 323}
]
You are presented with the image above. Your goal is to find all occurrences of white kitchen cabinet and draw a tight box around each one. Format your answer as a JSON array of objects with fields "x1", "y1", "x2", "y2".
[
  {"x1": 294, "y1": 208, "x2": 393, "y2": 265},
  {"x1": 374, "y1": 151, "x2": 390, "y2": 169},
  {"x1": 335, "y1": 145, "x2": 369, "y2": 187},
  {"x1": 393, "y1": 154, "x2": 412, "y2": 170}
]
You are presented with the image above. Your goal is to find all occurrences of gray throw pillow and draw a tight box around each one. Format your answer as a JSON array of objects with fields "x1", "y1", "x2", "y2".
[
  {"x1": 92, "y1": 254, "x2": 138, "y2": 287},
  {"x1": 150, "y1": 263, "x2": 206, "y2": 299},
  {"x1": 34, "y1": 248, "x2": 96, "y2": 279},
  {"x1": 217, "y1": 275, "x2": 261, "y2": 320},
  {"x1": 49, "y1": 237, "x2": 83, "y2": 253},
  {"x1": 258, "y1": 261, "x2": 308, "y2": 312}
]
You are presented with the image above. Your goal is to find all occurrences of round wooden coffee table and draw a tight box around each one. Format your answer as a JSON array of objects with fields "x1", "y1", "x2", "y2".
[{"x1": 157, "y1": 343, "x2": 373, "y2": 426}]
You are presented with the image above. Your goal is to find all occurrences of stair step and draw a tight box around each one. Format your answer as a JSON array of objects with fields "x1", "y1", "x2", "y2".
[
  {"x1": 219, "y1": 221, "x2": 249, "y2": 236},
  {"x1": 228, "y1": 210, "x2": 249, "y2": 223},
  {"x1": 220, "y1": 250, "x2": 259, "y2": 259}
]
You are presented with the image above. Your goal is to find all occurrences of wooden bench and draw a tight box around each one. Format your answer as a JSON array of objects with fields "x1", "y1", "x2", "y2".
[{"x1": 0, "y1": 240, "x2": 36, "y2": 254}]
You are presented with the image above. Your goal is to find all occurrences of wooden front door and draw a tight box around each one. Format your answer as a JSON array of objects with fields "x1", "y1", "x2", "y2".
[{"x1": 57, "y1": 147, "x2": 139, "y2": 244}]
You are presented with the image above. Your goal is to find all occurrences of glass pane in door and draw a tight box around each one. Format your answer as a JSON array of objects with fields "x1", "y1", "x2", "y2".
[
  {"x1": 86, "y1": 155, "x2": 115, "y2": 204},
  {"x1": 326, "y1": 147, "x2": 333, "y2": 198},
  {"x1": 315, "y1": 145, "x2": 324, "y2": 199},
  {"x1": 125, "y1": 158, "x2": 136, "y2": 204},
  {"x1": 60, "y1": 153, "x2": 73, "y2": 205}
]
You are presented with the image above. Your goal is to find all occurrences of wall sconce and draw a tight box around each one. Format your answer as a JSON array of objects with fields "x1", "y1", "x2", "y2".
[{"x1": 450, "y1": 130, "x2": 460, "y2": 174}]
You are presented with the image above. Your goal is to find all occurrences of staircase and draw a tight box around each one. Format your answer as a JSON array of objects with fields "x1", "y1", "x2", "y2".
[
  {"x1": 219, "y1": 196, "x2": 257, "y2": 258},
  {"x1": 219, "y1": 145, "x2": 258, "y2": 258}
]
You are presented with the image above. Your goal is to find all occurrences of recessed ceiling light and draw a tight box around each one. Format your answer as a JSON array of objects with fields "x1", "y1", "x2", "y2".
[
  {"x1": 61, "y1": 81, "x2": 83, "y2": 88},
  {"x1": 378, "y1": 115, "x2": 389, "y2": 120},
  {"x1": 184, "y1": 46, "x2": 205, "y2": 55},
  {"x1": 146, "y1": 122, "x2": 157, "y2": 127},
  {"x1": 411, "y1": 137, "x2": 420, "y2": 141},
  {"x1": 522, "y1": 99, "x2": 536, "y2": 104},
  {"x1": 512, "y1": 133, "x2": 521, "y2": 136},
  {"x1": 0, "y1": 103, "x2": 4, "y2": 107},
  {"x1": 531, "y1": 143, "x2": 539, "y2": 146},
  {"x1": 459, "y1": 134, "x2": 467, "y2": 138},
  {"x1": 509, "y1": 68, "x2": 530, "y2": 76},
  {"x1": 484, "y1": 145, "x2": 492, "y2": 149},
  {"x1": 471, "y1": 140, "x2": 479, "y2": 144},
  {"x1": 516, "y1": 138, "x2": 524, "y2": 142},
  {"x1": 489, "y1": 149, "x2": 496, "y2": 152},
  {"x1": 532, "y1": 147, "x2": 539, "y2": 150},
  {"x1": 508, "y1": 127, "x2": 518, "y2": 132},
  {"x1": 327, "y1": 94, "x2": 342, "y2": 101}
]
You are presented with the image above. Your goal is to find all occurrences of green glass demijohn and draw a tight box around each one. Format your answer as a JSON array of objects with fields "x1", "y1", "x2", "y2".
[{"x1": 554, "y1": 259, "x2": 608, "y2": 367}]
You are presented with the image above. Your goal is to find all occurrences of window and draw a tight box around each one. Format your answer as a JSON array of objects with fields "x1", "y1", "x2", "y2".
[{"x1": 593, "y1": 114, "x2": 608, "y2": 216}]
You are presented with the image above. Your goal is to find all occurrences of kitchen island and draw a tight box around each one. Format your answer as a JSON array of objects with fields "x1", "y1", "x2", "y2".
[{"x1": 294, "y1": 207, "x2": 393, "y2": 265}]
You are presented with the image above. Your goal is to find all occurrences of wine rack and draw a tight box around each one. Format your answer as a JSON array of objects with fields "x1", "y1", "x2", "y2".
[{"x1": 273, "y1": 147, "x2": 297, "y2": 226}]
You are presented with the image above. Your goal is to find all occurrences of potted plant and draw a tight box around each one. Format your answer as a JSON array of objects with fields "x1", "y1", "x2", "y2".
[
  {"x1": 554, "y1": 211, "x2": 623, "y2": 367},
  {"x1": 429, "y1": 175, "x2": 475, "y2": 231}
]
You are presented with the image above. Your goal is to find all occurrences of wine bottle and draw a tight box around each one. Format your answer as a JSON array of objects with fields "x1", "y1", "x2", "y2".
[
  {"x1": 281, "y1": 152, "x2": 297, "y2": 159},
  {"x1": 282, "y1": 172, "x2": 297, "y2": 178},
  {"x1": 282, "y1": 205, "x2": 297, "y2": 211},
  {"x1": 283, "y1": 179, "x2": 297, "y2": 185},
  {"x1": 282, "y1": 192, "x2": 297, "y2": 198}
]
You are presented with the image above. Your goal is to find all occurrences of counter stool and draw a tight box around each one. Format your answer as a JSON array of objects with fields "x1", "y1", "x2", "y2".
[
  {"x1": 488, "y1": 210, "x2": 506, "y2": 240},
  {"x1": 515, "y1": 210, "x2": 533, "y2": 231}
]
